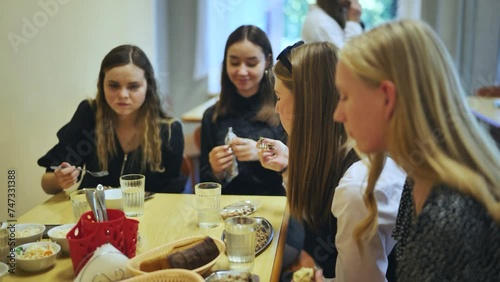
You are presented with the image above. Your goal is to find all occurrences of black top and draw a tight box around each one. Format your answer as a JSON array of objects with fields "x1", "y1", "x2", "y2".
[
  {"x1": 199, "y1": 92, "x2": 286, "y2": 195},
  {"x1": 394, "y1": 179, "x2": 500, "y2": 282},
  {"x1": 38, "y1": 100, "x2": 186, "y2": 193}
]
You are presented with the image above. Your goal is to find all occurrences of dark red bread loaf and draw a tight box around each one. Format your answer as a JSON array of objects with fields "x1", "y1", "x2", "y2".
[
  {"x1": 167, "y1": 237, "x2": 219, "y2": 269},
  {"x1": 140, "y1": 236, "x2": 219, "y2": 272}
]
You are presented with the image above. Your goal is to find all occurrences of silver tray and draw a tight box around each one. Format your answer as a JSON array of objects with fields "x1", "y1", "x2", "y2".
[
  {"x1": 205, "y1": 271, "x2": 260, "y2": 282},
  {"x1": 221, "y1": 217, "x2": 274, "y2": 256}
]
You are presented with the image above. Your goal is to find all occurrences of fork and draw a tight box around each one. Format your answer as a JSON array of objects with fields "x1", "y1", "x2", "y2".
[{"x1": 49, "y1": 166, "x2": 109, "y2": 177}]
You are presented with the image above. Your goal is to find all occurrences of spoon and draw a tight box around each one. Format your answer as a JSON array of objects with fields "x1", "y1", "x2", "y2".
[
  {"x1": 85, "y1": 190, "x2": 102, "y2": 222},
  {"x1": 50, "y1": 166, "x2": 109, "y2": 177},
  {"x1": 96, "y1": 184, "x2": 108, "y2": 221}
]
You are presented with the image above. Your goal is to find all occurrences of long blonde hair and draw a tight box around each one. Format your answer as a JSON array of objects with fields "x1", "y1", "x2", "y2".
[
  {"x1": 274, "y1": 42, "x2": 350, "y2": 231},
  {"x1": 339, "y1": 20, "x2": 500, "y2": 242}
]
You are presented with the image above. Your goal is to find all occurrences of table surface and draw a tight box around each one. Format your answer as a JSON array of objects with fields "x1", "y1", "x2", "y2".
[
  {"x1": 468, "y1": 96, "x2": 500, "y2": 128},
  {"x1": 5, "y1": 192, "x2": 288, "y2": 282},
  {"x1": 181, "y1": 97, "x2": 218, "y2": 123}
]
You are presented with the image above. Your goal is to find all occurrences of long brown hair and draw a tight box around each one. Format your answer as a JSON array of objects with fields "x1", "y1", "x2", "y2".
[
  {"x1": 212, "y1": 25, "x2": 280, "y2": 126},
  {"x1": 275, "y1": 42, "x2": 350, "y2": 232},
  {"x1": 94, "y1": 45, "x2": 174, "y2": 173},
  {"x1": 316, "y1": 0, "x2": 347, "y2": 29}
]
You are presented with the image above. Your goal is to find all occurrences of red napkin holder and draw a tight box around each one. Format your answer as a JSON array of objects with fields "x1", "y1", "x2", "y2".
[{"x1": 66, "y1": 209, "x2": 139, "y2": 275}]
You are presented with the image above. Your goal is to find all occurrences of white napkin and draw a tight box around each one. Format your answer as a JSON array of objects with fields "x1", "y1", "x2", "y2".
[{"x1": 74, "y1": 243, "x2": 131, "y2": 282}]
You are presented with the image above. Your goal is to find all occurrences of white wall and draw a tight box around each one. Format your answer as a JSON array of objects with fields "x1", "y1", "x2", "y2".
[{"x1": 0, "y1": 0, "x2": 156, "y2": 220}]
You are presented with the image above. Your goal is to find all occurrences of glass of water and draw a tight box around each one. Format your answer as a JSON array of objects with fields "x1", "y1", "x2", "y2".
[
  {"x1": 224, "y1": 216, "x2": 257, "y2": 272},
  {"x1": 69, "y1": 188, "x2": 93, "y2": 222},
  {"x1": 195, "y1": 182, "x2": 221, "y2": 228},
  {"x1": 120, "y1": 174, "x2": 145, "y2": 217}
]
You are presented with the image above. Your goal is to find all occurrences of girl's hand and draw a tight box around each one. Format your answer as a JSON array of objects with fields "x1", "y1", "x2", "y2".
[
  {"x1": 53, "y1": 162, "x2": 80, "y2": 189},
  {"x1": 256, "y1": 138, "x2": 288, "y2": 172},
  {"x1": 231, "y1": 137, "x2": 258, "y2": 161},
  {"x1": 314, "y1": 268, "x2": 324, "y2": 281},
  {"x1": 209, "y1": 145, "x2": 234, "y2": 176},
  {"x1": 347, "y1": 0, "x2": 362, "y2": 22}
]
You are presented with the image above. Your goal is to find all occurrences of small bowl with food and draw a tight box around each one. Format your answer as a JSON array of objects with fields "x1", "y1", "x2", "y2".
[
  {"x1": 14, "y1": 241, "x2": 60, "y2": 272},
  {"x1": 47, "y1": 224, "x2": 75, "y2": 254},
  {"x1": 15, "y1": 223, "x2": 45, "y2": 246},
  {"x1": 0, "y1": 262, "x2": 8, "y2": 282},
  {"x1": 205, "y1": 270, "x2": 258, "y2": 282}
]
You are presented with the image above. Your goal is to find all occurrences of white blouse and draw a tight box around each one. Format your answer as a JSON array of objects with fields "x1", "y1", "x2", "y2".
[
  {"x1": 301, "y1": 4, "x2": 363, "y2": 49},
  {"x1": 331, "y1": 158, "x2": 405, "y2": 282}
]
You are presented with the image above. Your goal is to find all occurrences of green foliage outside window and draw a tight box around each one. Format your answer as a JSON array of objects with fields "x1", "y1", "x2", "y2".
[{"x1": 361, "y1": 0, "x2": 397, "y2": 30}]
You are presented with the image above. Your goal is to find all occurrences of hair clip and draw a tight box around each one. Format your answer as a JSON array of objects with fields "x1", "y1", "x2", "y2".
[{"x1": 276, "y1": 41, "x2": 304, "y2": 73}]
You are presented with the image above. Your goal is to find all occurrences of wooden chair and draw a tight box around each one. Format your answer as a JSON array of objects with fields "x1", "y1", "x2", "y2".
[
  {"x1": 475, "y1": 86, "x2": 500, "y2": 97},
  {"x1": 181, "y1": 154, "x2": 194, "y2": 186},
  {"x1": 194, "y1": 125, "x2": 202, "y2": 151}
]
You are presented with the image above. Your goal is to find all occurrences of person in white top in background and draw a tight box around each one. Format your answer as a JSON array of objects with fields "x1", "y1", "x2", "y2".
[
  {"x1": 301, "y1": 0, "x2": 363, "y2": 48},
  {"x1": 257, "y1": 41, "x2": 405, "y2": 282}
]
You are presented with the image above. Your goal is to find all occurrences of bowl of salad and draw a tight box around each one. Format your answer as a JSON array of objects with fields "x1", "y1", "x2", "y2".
[
  {"x1": 15, "y1": 242, "x2": 60, "y2": 272},
  {"x1": 47, "y1": 224, "x2": 75, "y2": 255},
  {"x1": 15, "y1": 223, "x2": 45, "y2": 246}
]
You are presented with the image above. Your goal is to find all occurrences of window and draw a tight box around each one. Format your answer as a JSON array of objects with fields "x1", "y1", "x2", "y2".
[
  {"x1": 361, "y1": 0, "x2": 398, "y2": 30},
  {"x1": 282, "y1": 0, "x2": 398, "y2": 48},
  {"x1": 196, "y1": 0, "x2": 398, "y2": 94}
]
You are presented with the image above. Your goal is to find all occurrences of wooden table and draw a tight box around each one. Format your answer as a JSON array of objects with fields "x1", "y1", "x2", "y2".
[
  {"x1": 181, "y1": 96, "x2": 218, "y2": 123},
  {"x1": 5, "y1": 192, "x2": 288, "y2": 282},
  {"x1": 468, "y1": 96, "x2": 500, "y2": 128}
]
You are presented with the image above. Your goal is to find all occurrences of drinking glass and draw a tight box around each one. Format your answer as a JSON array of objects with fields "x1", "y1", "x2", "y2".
[
  {"x1": 69, "y1": 189, "x2": 93, "y2": 222},
  {"x1": 224, "y1": 216, "x2": 257, "y2": 271},
  {"x1": 195, "y1": 182, "x2": 221, "y2": 228},
  {"x1": 120, "y1": 174, "x2": 145, "y2": 217}
]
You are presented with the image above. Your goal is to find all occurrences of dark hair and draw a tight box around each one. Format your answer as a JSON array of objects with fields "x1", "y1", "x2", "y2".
[
  {"x1": 316, "y1": 0, "x2": 347, "y2": 29},
  {"x1": 212, "y1": 25, "x2": 279, "y2": 126},
  {"x1": 94, "y1": 44, "x2": 171, "y2": 172}
]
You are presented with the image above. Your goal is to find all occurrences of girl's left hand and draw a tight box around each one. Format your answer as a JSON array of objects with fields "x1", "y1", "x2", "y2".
[
  {"x1": 231, "y1": 137, "x2": 258, "y2": 161},
  {"x1": 314, "y1": 268, "x2": 324, "y2": 281}
]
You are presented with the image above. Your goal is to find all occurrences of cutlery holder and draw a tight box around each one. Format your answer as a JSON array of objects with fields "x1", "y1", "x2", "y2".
[{"x1": 67, "y1": 209, "x2": 139, "y2": 275}]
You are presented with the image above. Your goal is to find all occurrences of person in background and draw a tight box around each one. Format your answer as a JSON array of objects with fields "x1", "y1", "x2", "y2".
[
  {"x1": 301, "y1": 0, "x2": 363, "y2": 48},
  {"x1": 258, "y1": 41, "x2": 405, "y2": 281},
  {"x1": 38, "y1": 45, "x2": 185, "y2": 194},
  {"x1": 333, "y1": 19, "x2": 500, "y2": 281},
  {"x1": 199, "y1": 25, "x2": 286, "y2": 196}
]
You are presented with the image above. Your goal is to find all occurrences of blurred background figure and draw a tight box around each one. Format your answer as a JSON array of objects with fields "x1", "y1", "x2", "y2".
[{"x1": 301, "y1": 0, "x2": 363, "y2": 48}]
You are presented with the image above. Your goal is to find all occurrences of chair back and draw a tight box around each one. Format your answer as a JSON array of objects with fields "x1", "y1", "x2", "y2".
[{"x1": 476, "y1": 86, "x2": 500, "y2": 97}]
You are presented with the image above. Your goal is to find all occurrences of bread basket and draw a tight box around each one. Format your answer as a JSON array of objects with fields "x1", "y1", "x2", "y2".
[
  {"x1": 127, "y1": 236, "x2": 225, "y2": 277},
  {"x1": 122, "y1": 269, "x2": 204, "y2": 282}
]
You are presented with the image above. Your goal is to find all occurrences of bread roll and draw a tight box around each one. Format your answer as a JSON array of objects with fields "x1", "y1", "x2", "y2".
[
  {"x1": 140, "y1": 237, "x2": 219, "y2": 272},
  {"x1": 293, "y1": 267, "x2": 314, "y2": 282}
]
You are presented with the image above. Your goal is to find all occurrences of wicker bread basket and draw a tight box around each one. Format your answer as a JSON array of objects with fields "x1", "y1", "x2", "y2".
[
  {"x1": 122, "y1": 269, "x2": 204, "y2": 282},
  {"x1": 127, "y1": 236, "x2": 225, "y2": 277}
]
